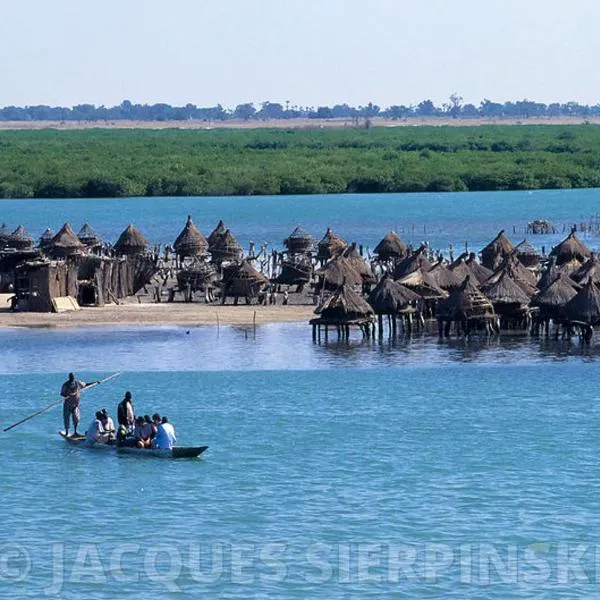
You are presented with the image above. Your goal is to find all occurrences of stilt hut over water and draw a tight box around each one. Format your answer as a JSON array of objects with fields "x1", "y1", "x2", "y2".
[
  {"x1": 480, "y1": 230, "x2": 514, "y2": 271},
  {"x1": 465, "y1": 253, "x2": 494, "y2": 284},
  {"x1": 173, "y1": 215, "x2": 208, "y2": 261},
  {"x1": 39, "y1": 228, "x2": 54, "y2": 251},
  {"x1": 311, "y1": 279, "x2": 375, "y2": 341},
  {"x1": 114, "y1": 224, "x2": 148, "y2": 256},
  {"x1": 393, "y1": 244, "x2": 432, "y2": 279},
  {"x1": 8, "y1": 225, "x2": 34, "y2": 250},
  {"x1": 531, "y1": 272, "x2": 578, "y2": 335},
  {"x1": 550, "y1": 230, "x2": 591, "y2": 265},
  {"x1": 343, "y1": 243, "x2": 376, "y2": 290},
  {"x1": 367, "y1": 275, "x2": 421, "y2": 336},
  {"x1": 221, "y1": 260, "x2": 268, "y2": 304},
  {"x1": 315, "y1": 255, "x2": 362, "y2": 291},
  {"x1": 396, "y1": 268, "x2": 447, "y2": 318},
  {"x1": 284, "y1": 226, "x2": 313, "y2": 255},
  {"x1": 317, "y1": 228, "x2": 347, "y2": 263},
  {"x1": 428, "y1": 259, "x2": 462, "y2": 291},
  {"x1": 373, "y1": 231, "x2": 407, "y2": 262},
  {"x1": 77, "y1": 223, "x2": 102, "y2": 251},
  {"x1": 563, "y1": 279, "x2": 600, "y2": 341},
  {"x1": 481, "y1": 269, "x2": 532, "y2": 330},
  {"x1": 48, "y1": 223, "x2": 85, "y2": 258},
  {"x1": 437, "y1": 276, "x2": 497, "y2": 337}
]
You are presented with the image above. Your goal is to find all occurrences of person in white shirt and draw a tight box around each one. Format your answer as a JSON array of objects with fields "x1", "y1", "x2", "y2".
[
  {"x1": 100, "y1": 409, "x2": 115, "y2": 441},
  {"x1": 84, "y1": 411, "x2": 109, "y2": 445},
  {"x1": 154, "y1": 416, "x2": 176, "y2": 449}
]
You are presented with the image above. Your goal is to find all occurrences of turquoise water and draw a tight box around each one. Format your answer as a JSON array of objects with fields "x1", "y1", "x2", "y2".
[
  {"x1": 2, "y1": 326, "x2": 600, "y2": 598},
  {"x1": 1, "y1": 188, "x2": 599, "y2": 254}
]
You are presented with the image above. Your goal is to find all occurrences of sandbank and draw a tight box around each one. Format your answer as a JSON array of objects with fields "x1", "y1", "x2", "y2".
[{"x1": 0, "y1": 303, "x2": 316, "y2": 329}]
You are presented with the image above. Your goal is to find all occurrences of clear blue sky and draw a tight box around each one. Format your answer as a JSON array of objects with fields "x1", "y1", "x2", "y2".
[{"x1": 1, "y1": 0, "x2": 599, "y2": 109}]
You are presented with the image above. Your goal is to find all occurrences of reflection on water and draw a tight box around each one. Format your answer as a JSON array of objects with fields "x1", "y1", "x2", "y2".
[{"x1": 1, "y1": 323, "x2": 600, "y2": 374}]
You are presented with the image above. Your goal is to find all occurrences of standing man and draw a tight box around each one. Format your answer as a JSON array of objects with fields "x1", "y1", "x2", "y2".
[
  {"x1": 117, "y1": 391, "x2": 135, "y2": 432},
  {"x1": 60, "y1": 372, "x2": 98, "y2": 437}
]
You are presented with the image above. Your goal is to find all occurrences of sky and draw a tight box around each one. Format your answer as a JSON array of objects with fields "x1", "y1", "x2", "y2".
[{"x1": 1, "y1": 0, "x2": 599, "y2": 109}]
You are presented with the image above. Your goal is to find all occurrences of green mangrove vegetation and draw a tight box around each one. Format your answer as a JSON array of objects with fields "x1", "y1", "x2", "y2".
[{"x1": 1, "y1": 125, "x2": 600, "y2": 198}]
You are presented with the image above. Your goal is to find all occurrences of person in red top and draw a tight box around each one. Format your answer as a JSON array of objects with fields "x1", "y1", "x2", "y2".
[{"x1": 60, "y1": 372, "x2": 98, "y2": 437}]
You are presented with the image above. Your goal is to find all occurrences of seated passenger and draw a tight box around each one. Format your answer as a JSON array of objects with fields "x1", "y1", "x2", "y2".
[
  {"x1": 154, "y1": 416, "x2": 177, "y2": 449},
  {"x1": 134, "y1": 416, "x2": 152, "y2": 448},
  {"x1": 100, "y1": 408, "x2": 115, "y2": 442},
  {"x1": 85, "y1": 411, "x2": 109, "y2": 445},
  {"x1": 116, "y1": 424, "x2": 138, "y2": 447}
]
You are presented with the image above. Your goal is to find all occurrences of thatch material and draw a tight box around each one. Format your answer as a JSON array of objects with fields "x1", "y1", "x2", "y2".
[
  {"x1": 317, "y1": 227, "x2": 347, "y2": 261},
  {"x1": 480, "y1": 230, "x2": 514, "y2": 270},
  {"x1": 393, "y1": 244, "x2": 432, "y2": 279},
  {"x1": 222, "y1": 261, "x2": 268, "y2": 298},
  {"x1": 373, "y1": 231, "x2": 407, "y2": 261},
  {"x1": 114, "y1": 224, "x2": 148, "y2": 255},
  {"x1": 275, "y1": 258, "x2": 312, "y2": 285},
  {"x1": 572, "y1": 253, "x2": 600, "y2": 286},
  {"x1": 550, "y1": 231, "x2": 591, "y2": 265},
  {"x1": 210, "y1": 229, "x2": 243, "y2": 264},
  {"x1": 315, "y1": 255, "x2": 363, "y2": 290},
  {"x1": 208, "y1": 219, "x2": 227, "y2": 248},
  {"x1": 49, "y1": 223, "x2": 85, "y2": 256},
  {"x1": 8, "y1": 225, "x2": 34, "y2": 249},
  {"x1": 77, "y1": 223, "x2": 102, "y2": 247},
  {"x1": 367, "y1": 275, "x2": 420, "y2": 314},
  {"x1": 315, "y1": 280, "x2": 374, "y2": 320},
  {"x1": 514, "y1": 239, "x2": 541, "y2": 268},
  {"x1": 39, "y1": 228, "x2": 55, "y2": 249},
  {"x1": 481, "y1": 269, "x2": 531, "y2": 307},
  {"x1": 396, "y1": 268, "x2": 447, "y2": 299},
  {"x1": 532, "y1": 273, "x2": 578, "y2": 309},
  {"x1": 343, "y1": 243, "x2": 376, "y2": 284},
  {"x1": 563, "y1": 279, "x2": 600, "y2": 325},
  {"x1": 428, "y1": 259, "x2": 462, "y2": 291},
  {"x1": 494, "y1": 253, "x2": 538, "y2": 290},
  {"x1": 465, "y1": 253, "x2": 494, "y2": 284},
  {"x1": 437, "y1": 276, "x2": 495, "y2": 320},
  {"x1": 177, "y1": 261, "x2": 218, "y2": 291},
  {"x1": 537, "y1": 259, "x2": 561, "y2": 291},
  {"x1": 174, "y1": 215, "x2": 208, "y2": 258},
  {"x1": 283, "y1": 226, "x2": 313, "y2": 254}
]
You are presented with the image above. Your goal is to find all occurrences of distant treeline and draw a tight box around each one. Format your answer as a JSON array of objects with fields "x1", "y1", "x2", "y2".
[
  {"x1": 1, "y1": 125, "x2": 600, "y2": 198},
  {"x1": 2, "y1": 96, "x2": 600, "y2": 122}
]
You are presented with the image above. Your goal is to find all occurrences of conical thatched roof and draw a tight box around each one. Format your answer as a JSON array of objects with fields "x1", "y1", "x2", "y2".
[
  {"x1": 8, "y1": 225, "x2": 33, "y2": 249},
  {"x1": 396, "y1": 268, "x2": 448, "y2": 299},
  {"x1": 537, "y1": 259, "x2": 561, "y2": 291},
  {"x1": 39, "y1": 227, "x2": 54, "y2": 248},
  {"x1": 557, "y1": 257, "x2": 583, "y2": 278},
  {"x1": 114, "y1": 224, "x2": 148, "y2": 255},
  {"x1": 77, "y1": 223, "x2": 102, "y2": 247},
  {"x1": 480, "y1": 230, "x2": 514, "y2": 270},
  {"x1": 208, "y1": 219, "x2": 227, "y2": 248},
  {"x1": 315, "y1": 280, "x2": 374, "y2": 320},
  {"x1": 550, "y1": 231, "x2": 591, "y2": 265},
  {"x1": 572, "y1": 253, "x2": 600, "y2": 285},
  {"x1": 481, "y1": 269, "x2": 531, "y2": 307},
  {"x1": 209, "y1": 229, "x2": 243, "y2": 264},
  {"x1": 486, "y1": 261, "x2": 537, "y2": 297},
  {"x1": 436, "y1": 276, "x2": 495, "y2": 320},
  {"x1": 563, "y1": 279, "x2": 600, "y2": 325},
  {"x1": 222, "y1": 260, "x2": 268, "y2": 297},
  {"x1": 393, "y1": 244, "x2": 432, "y2": 279},
  {"x1": 315, "y1": 255, "x2": 363, "y2": 289},
  {"x1": 532, "y1": 273, "x2": 578, "y2": 309},
  {"x1": 283, "y1": 225, "x2": 313, "y2": 254},
  {"x1": 373, "y1": 231, "x2": 407, "y2": 261},
  {"x1": 343, "y1": 243, "x2": 376, "y2": 284},
  {"x1": 428, "y1": 259, "x2": 463, "y2": 291},
  {"x1": 367, "y1": 275, "x2": 420, "y2": 314},
  {"x1": 514, "y1": 239, "x2": 541, "y2": 267},
  {"x1": 50, "y1": 223, "x2": 85, "y2": 253},
  {"x1": 0, "y1": 223, "x2": 10, "y2": 242},
  {"x1": 465, "y1": 253, "x2": 494, "y2": 284},
  {"x1": 174, "y1": 215, "x2": 208, "y2": 257},
  {"x1": 317, "y1": 227, "x2": 347, "y2": 261},
  {"x1": 448, "y1": 254, "x2": 477, "y2": 285},
  {"x1": 494, "y1": 253, "x2": 538, "y2": 290}
]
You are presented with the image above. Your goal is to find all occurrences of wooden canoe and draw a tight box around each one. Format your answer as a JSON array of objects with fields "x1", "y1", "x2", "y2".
[{"x1": 59, "y1": 432, "x2": 208, "y2": 459}]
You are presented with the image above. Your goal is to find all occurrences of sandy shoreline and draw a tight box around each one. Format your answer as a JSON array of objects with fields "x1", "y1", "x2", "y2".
[{"x1": 0, "y1": 304, "x2": 316, "y2": 329}]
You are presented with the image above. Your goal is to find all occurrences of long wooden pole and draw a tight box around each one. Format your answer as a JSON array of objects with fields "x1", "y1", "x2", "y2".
[{"x1": 3, "y1": 372, "x2": 122, "y2": 432}]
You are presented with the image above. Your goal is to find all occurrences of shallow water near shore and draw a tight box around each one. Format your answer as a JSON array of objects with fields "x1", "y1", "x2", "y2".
[{"x1": 2, "y1": 324, "x2": 600, "y2": 598}]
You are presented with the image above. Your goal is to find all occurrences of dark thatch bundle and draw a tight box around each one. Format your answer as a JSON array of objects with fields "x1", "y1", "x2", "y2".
[
  {"x1": 532, "y1": 273, "x2": 578, "y2": 310},
  {"x1": 393, "y1": 244, "x2": 432, "y2": 279},
  {"x1": 481, "y1": 269, "x2": 531, "y2": 308},
  {"x1": 367, "y1": 275, "x2": 420, "y2": 314},
  {"x1": 549, "y1": 231, "x2": 591, "y2": 265},
  {"x1": 514, "y1": 239, "x2": 541, "y2": 268},
  {"x1": 221, "y1": 261, "x2": 268, "y2": 298},
  {"x1": 494, "y1": 253, "x2": 538, "y2": 290},
  {"x1": 283, "y1": 226, "x2": 313, "y2": 254},
  {"x1": 396, "y1": 268, "x2": 448, "y2": 299},
  {"x1": 428, "y1": 259, "x2": 463, "y2": 291},
  {"x1": 77, "y1": 223, "x2": 102, "y2": 248},
  {"x1": 177, "y1": 261, "x2": 218, "y2": 292},
  {"x1": 317, "y1": 227, "x2": 347, "y2": 261},
  {"x1": 49, "y1": 223, "x2": 85, "y2": 256},
  {"x1": 174, "y1": 215, "x2": 208, "y2": 258},
  {"x1": 114, "y1": 224, "x2": 148, "y2": 256},
  {"x1": 448, "y1": 254, "x2": 477, "y2": 285},
  {"x1": 373, "y1": 231, "x2": 407, "y2": 261},
  {"x1": 537, "y1": 259, "x2": 561, "y2": 291},
  {"x1": 315, "y1": 255, "x2": 363, "y2": 290},
  {"x1": 8, "y1": 225, "x2": 34, "y2": 249},
  {"x1": 207, "y1": 219, "x2": 227, "y2": 249},
  {"x1": 436, "y1": 276, "x2": 495, "y2": 320},
  {"x1": 315, "y1": 280, "x2": 374, "y2": 320},
  {"x1": 343, "y1": 243, "x2": 376, "y2": 284},
  {"x1": 572, "y1": 253, "x2": 600, "y2": 286},
  {"x1": 210, "y1": 229, "x2": 243, "y2": 264},
  {"x1": 563, "y1": 279, "x2": 600, "y2": 325},
  {"x1": 275, "y1": 258, "x2": 312, "y2": 285},
  {"x1": 465, "y1": 253, "x2": 494, "y2": 284},
  {"x1": 480, "y1": 230, "x2": 514, "y2": 270},
  {"x1": 39, "y1": 227, "x2": 55, "y2": 250}
]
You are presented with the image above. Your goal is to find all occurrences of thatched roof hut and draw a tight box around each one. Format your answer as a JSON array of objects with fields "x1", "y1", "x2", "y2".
[
  {"x1": 563, "y1": 279, "x2": 600, "y2": 325},
  {"x1": 174, "y1": 215, "x2": 208, "y2": 259},
  {"x1": 493, "y1": 253, "x2": 538, "y2": 291},
  {"x1": 49, "y1": 223, "x2": 85, "y2": 257},
  {"x1": 114, "y1": 224, "x2": 148, "y2": 256},
  {"x1": 209, "y1": 229, "x2": 243, "y2": 265},
  {"x1": 437, "y1": 276, "x2": 495, "y2": 322},
  {"x1": 480, "y1": 230, "x2": 514, "y2": 270},
  {"x1": 428, "y1": 259, "x2": 462, "y2": 291},
  {"x1": 7, "y1": 225, "x2": 34, "y2": 250},
  {"x1": 396, "y1": 268, "x2": 447, "y2": 299},
  {"x1": 315, "y1": 280, "x2": 374, "y2": 320},
  {"x1": 481, "y1": 269, "x2": 531, "y2": 309},
  {"x1": 572, "y1": 253, "x2": 600, "y2": 286},
  {"x1": 275, "y1": 258, "x2": 312, "y2": 285},
  {"x1": 465, "y1": 253, "x2": 494, "y2": 284},
  {"x1": 515, "y1": 239, "x2": 541, "y2": 268},
  {"x1": 283, "y1": 226, "x2": 313, "y2": 254},
  {"x1": 221, "y1": 260, "x2": 268, "y2": 300},
  {"x1": 177, "y1": 261, "x2": 218, "y2": 292},
  {"x1": 532, "y1": 273, "x2": 578, "y2": 312},
  {"x1": 393, "y1": 244, "x2": 432, "y2": 279},
  {"x1": 367, "y1": 275, "x2": 420, "y2": 314},
  {"x1": 315, "y1": 255, "x2": 363, "y2": 290},
  {"x1": 550, "y1": 231, "x2": 591, "y2": 265},
  {"x1": 77, "y1": 223, "x2": 102, "y2": 248},
  {"x1": 343, "y1": 243, "x2": 376, "y2": 285},
  {"x1": 39, "y1": 228, "x2": 55, "y2": 250},
  {"x1": 317, "y1": 228, "x2": 347, "y2": 262},
  {"x1": 373, "y1": 231, "x2": 407, "y2": 261},
  {"x1": 207, "y1": 219, "x2": 227, "y2": 248}
]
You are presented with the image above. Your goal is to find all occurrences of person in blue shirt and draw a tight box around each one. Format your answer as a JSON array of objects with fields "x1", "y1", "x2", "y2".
[{"x1": 154, "y1": 416, "x2": 176, "y2": 449}]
